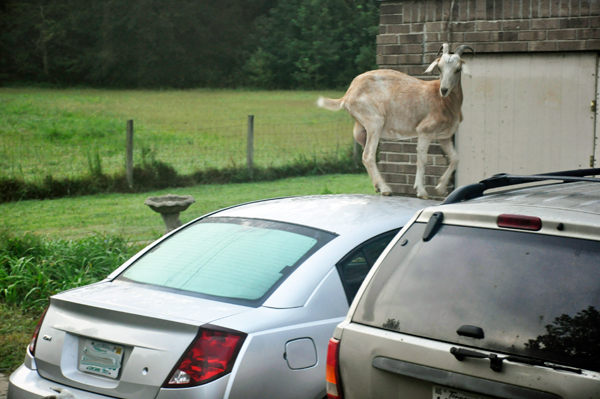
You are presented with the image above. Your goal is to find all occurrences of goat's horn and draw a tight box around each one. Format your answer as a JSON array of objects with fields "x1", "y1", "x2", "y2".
[
  {"x1": 454, "y1": 45, "x2": 475, "y2": 57},
  {"x1": 437, "y1": 43, "x2": 450, "y2": 56}
]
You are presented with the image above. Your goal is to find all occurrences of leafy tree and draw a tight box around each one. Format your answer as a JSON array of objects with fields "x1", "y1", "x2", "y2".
[{"x1": 243, "y1": 0, "x2": 379, "y2": 89}]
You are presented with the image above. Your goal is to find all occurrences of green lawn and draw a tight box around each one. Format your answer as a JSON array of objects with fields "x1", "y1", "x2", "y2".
[
  {"x1": 0, "y1": 173, "x2": 374, "y2": 243},
  {"x1": 0, "y1": 88, "x2": 352, "y2": 181}
]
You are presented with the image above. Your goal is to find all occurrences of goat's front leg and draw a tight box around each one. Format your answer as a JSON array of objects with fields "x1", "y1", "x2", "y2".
[
  {"x1": 435, "y1": 137, "x2": 459, "y2": 195},
  {"x1": 414, "y1": 135, "x2": 432, "y2": 199},
  {"x1": 362, "y1": 128, "x2": 392, "y2": 196}
]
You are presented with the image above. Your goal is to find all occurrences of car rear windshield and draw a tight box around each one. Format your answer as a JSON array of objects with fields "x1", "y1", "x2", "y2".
[
  {"x1": 119, "y1": 217, "x2": 335, "y2": 306},
  {"x1": 354, "y1": 222, "x2": 600, "y2": 371}
]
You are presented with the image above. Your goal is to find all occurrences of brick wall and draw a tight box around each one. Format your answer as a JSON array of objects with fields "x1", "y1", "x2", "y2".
[{"x1": 376, "y1": 0, "x2": 600, "y2": 199}]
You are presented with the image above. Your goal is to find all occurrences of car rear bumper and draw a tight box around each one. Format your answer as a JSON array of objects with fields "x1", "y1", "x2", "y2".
[
  {"x1": 9, "y1": 364, "x2": 231, "y2": 399},
  {"x1": 9, "y1": 365, "x2": 115, "y2": 399}
]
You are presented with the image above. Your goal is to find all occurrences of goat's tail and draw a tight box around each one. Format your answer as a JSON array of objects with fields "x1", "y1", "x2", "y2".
[{"x1": 317, "y1": 96, "x2": 343, "y2": 111}]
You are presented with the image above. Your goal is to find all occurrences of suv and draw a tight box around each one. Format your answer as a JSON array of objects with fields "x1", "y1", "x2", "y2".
[{"x1": 327, "y1": 169, "x2": 600, "y2": 399}]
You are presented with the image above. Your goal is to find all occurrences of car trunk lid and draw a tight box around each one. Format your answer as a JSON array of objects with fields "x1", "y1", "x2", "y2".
[{"x1": 34, "y1": 280, "x2": 250, "y2": 398}]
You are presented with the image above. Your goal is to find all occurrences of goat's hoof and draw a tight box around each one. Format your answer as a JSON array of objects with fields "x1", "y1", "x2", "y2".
[
  {"x1": 381, "y1": 190, "x2": 393, "y2": 196},
  {"x1": 416, "y1": 188, "x2": 429, "y2": 200},
  {"x1": 435, "y1": 184, "x2": 448, "y2": 195}
]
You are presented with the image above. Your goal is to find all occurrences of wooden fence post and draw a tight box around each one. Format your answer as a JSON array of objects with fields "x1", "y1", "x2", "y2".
[
  {"x1": 247, "y1": 115, "x2": 254, "y2": 176},
  {"x1": 126, "y1": 119, "x2": 134, "y2": 187}
]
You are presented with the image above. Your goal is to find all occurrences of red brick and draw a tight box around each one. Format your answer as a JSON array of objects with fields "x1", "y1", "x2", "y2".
[
  {"x1": 388, "y1": 24, "x2": 411, "y2": 34},
  {"x1": 384, "y1": 45, "x2": 403, "y2": 54},
  {"x1": 550, "y1": 0, "x2": 560, "y2": 17},
  {"x1": 399, "y1": 33, "x2": 424, "y2": 44},
  {"x1": 578, "y1": 28, "x2": 600, "y2": 39},
  {"x1": 591, "y1": 17, "x2": 600, "y2": 28},
  {"x1": 561, "y1": 18, "x2": 590, "y2": 28},
  {"x1": 529, "y1": 41, "x2": 558, "y2": 51},
  {"x1": 464, "y1": 31, "x2": 492, "y2": 41},
  {"x1": 412, "y1": 23, "x2": 425, "y2": 33},
  {"x1": 476, "y1": 21, "x2": 501, "y2": 31},
  {"x1": 386, "y1": 153, "x2": 411, "y2": 163},
  {"x1": 468, "y1": 0, "x2": 478, "y2": 20},
  {"x1": 581, "y1": 0, "x2": 591, "y2": 16},
  {"x1": 588, "y1": 40, "x2": 600, "y2": 49},
  {"x1": 380, "y1": 4, "x2": 403, "y2": 15},
  {"x1": 502, "y1": 0, "x2": 513, "y2": 19},
  {"x1": 518, "y1": 30, "x2": 548, "y2": 40},
  {"x1": 379, "y1": 142, "x2": 402, "y2": 153},
  {"x1": 451, "y1": 22, "x2": 476, "y2": 32},
  {"x1": 476, "y1": 0, "x2": 487, "y2": 19},
  {"x1": 475, "y1": 42, "x2": 502, "y2": 52},
  {"x1": 451, "y1": 32, "x2": 465, "y2": 42},
  {"x1": 548, "y1": 29, "x2": 577, "y2": 40},
  {"x1": 379, "y1": 26, "x2": 387, "y2": 35},
  {"x1": 380, "y1": 14, "x2": 404, "y2": 25},
  {"x1": 501, "y1": 42, "x2": 529, "y2": 51},
  {"x1": 491, "y1": 31, "x2": 519, "y2": 41},
  {"x1": 539, "y1": 0, "x2": 551, "y2": 17},
  {"x1": 557, "y1": 40, "x2": 587, "y2": 50},
  {"x1": 531, "y1": 18, "x2": 561, "y2": 29},
  {"x1": 592, "y1": 0, "x2": 600, "y2": 14},
  {"x1": 570, "y1": 0, "x2": 581, "y2": 17},
  {"x1": 425, "y1": 22, "x2": 445, "y2": 32},
  {"x1": 503, "y1": 20, "x2": 531, "y2": 30},
  {"x1": 377, "y1": 35, "x2": 399, "y2": 44},
  {"x1": 399, "y1": 44, "x2": 423, "y2": 54},
  {"x1": 398, "y1": 54, "x2": 423, "y2": 64},
  {"x1": 522, "y1": 0, "x2": 532, "y2": 18},
  {"x1": 425, "y1": 41, "x2": 445, "y2": 52},
  {"x1": 381, "y1": 55, "x2": 399, "y2": 65},
  {"x1": 485, "y1": 0, "x2": 494, "y2": 20},
  {"x1": 560, "y1": 0, "x2": 570, "y2": 16}
]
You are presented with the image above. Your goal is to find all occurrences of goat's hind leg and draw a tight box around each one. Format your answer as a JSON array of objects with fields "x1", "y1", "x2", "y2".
[
  {"x1": 361, "y1": 122, "x2": 392, "y2": 196},
  {"x1": 435, "y1": 137, "x2": 459, "y2": 195}
]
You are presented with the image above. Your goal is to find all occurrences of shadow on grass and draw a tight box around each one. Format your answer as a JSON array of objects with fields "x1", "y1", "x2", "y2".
[{"x1": 1, "y1": 152, "x2": 364, "y2": 203}]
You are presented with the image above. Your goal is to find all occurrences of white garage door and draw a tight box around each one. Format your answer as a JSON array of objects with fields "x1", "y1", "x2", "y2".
[{"x1": 456, "y1": 52, "x2": 599, "y2": 186}]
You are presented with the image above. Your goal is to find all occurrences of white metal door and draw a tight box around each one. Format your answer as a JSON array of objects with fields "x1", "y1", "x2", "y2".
[{"x1": 457, "y1": 52, "x2": 598, "y2": 186}]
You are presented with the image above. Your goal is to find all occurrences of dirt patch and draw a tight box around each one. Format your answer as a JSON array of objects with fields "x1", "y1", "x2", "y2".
[{"x1": 0, "y1": 373, "x2": 8, "y2": 399}]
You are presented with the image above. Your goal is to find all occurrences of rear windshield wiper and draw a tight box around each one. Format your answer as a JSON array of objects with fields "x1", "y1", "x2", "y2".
[{"x1": 450, "y1": 347, "x2": 582, "y2": 374}]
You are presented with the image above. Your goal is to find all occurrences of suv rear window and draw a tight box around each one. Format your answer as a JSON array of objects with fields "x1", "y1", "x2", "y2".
[
  {"x1": 119, "y1": 217, "x2": 335, "y2": 306},
  {"x1": 354, "y1": 222, "x2": 600, "y2": 371}
]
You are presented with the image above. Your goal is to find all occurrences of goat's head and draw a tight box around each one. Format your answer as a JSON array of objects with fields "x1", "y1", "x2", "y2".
[{"x1": 424, "y1": 43, "x2": 474, "y2": 97}]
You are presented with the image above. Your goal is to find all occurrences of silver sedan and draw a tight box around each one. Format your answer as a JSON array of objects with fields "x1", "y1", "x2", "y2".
[{"x1": 9, "y1": 194, "x2": 434, "y2": 399}]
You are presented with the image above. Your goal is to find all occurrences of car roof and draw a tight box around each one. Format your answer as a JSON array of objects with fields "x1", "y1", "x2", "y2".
[
  {"x1": 417, "y1": 181, "x2": 600, "y2": 241},
  {"x1": 212, "y1": 194, "x2": 437, "y2": 236}
]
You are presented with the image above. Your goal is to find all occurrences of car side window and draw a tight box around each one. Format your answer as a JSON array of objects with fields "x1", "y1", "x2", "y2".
[{"x1": 336, "y1": 229, "x2": 399, "y2": 304}]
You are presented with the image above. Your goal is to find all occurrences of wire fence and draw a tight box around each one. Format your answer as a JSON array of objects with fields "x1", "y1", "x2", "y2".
[{"x1": 1, "y1": 115, "x2": 356, "y2": 182}]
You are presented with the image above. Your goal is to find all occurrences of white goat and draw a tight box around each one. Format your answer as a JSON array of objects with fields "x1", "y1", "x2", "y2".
[{"x1": 317, "y1": 43, "x2": 473, "y2": 199}]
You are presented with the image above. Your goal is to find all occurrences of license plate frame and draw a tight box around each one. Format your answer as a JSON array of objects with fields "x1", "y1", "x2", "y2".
[
  {"x1": 78, "y1": 339, "x2": 124, "y2": 379},
  {"x1": 433, "y1": 385, "x2": 491, "y2": 399}
]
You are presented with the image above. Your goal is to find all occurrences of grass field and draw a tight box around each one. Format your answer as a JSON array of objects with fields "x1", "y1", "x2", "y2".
[
  {"x1": 0, "y1": 88, "x2": 353, "y2": 181},
  {"x1": 0, "y1": 173, "x2": 374, "y2": 242}
]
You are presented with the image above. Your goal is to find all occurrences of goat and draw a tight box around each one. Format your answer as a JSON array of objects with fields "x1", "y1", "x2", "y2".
[{"x1": 317, "y1": 43, "x2": 473, "y2": 199}]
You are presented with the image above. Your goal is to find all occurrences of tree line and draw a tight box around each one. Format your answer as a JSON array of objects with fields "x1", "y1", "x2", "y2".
[{"x1": 0, "y1": 0, "x2": 379, "y2": 89}]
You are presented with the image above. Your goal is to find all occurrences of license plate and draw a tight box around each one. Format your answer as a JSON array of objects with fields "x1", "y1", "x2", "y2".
[
  {"x1": 78, "y1": 339, "x2": 124, "y2": 379},
  {"x1": 433, "y1": 386, "x2": 491, "y2": 399}
]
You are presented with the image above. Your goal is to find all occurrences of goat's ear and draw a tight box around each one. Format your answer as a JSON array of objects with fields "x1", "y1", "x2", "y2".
[
  {"x1": 424, "y1": 58, "x2": 440, "y2": 74},
  {"x1": 460, "y1": 60, "x2": 471, "y2": 76}
]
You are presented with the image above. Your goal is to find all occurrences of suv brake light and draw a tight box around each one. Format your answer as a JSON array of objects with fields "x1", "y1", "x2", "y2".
[
  {"x1": 28, "y1": 308, "x2": 48, "y2": 357},
  {"x1": 164, "y1": 326, "x2": 246, "y2": 388},
  {"x1": 326, "y1": 338, "x2": 344, "y2": 399},
  {"x1": 497, "y1": 214, "x2": 542, "y2": 231}
]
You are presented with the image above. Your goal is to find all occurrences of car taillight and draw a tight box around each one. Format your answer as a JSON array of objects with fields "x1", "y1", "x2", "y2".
[
  {"x1": 28, "y1": 308, "x2": 48, "y2": 357},
  {"x1": 497, "y1": 214, "x2": 542, "y2": 231},
  {"x1": 164, "y1": 326, "x2": 246, "y2": 388},
  {"x1": 326, "y1": 338, "x2": 343, "y2": 399}
]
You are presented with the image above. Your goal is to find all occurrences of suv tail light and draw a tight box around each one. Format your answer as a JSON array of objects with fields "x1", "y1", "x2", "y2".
[
  {"x1": 164, "y1": 326, "x2": 246, "y2": 388},
  {"x1": 497, "y1": 214, "x2": 542, "y2": 231},
  {"x1": 326, "y1": 338, "x2": 343, "y2": 399},
  {"x1": 28, "y1": 308, "x2": 48, "y2": 357}
]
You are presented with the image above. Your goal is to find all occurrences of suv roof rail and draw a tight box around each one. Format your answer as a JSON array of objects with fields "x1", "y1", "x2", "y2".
[{"x1": 443, "y1": 168, "x2": 600, "y2": 204}]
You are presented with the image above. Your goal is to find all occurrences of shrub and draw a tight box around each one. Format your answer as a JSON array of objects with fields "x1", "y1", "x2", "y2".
[{"x1": 0, "y1": 231, "x2": 142, "y2": 310}]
